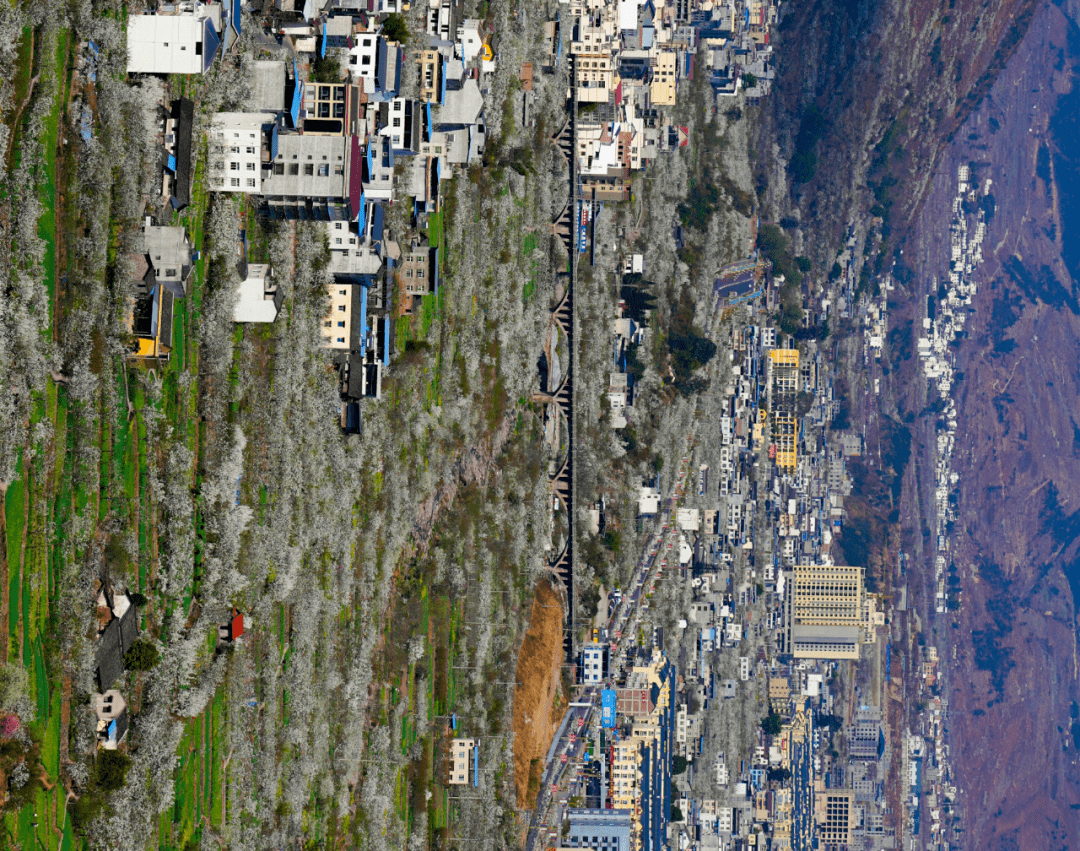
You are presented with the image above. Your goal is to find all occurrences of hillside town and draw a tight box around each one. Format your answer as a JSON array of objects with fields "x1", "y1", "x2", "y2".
[{"x1": 0, "y1": 0, "x2": 975, "y2": 840}]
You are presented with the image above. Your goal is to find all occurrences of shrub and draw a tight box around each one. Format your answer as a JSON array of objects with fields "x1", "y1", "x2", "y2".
[
  {"x1": 761, "y1": 713, "x2": 783, "y2": 735},
  {"x1": 123, "y1": 640, "x2": 160, "y2": 671},
  {"x1": 382, "y1": 13, "x2": 410, "y2": 43},
  {"x1": 94, "y1": 750, "x2": 131, "y2": 791}
]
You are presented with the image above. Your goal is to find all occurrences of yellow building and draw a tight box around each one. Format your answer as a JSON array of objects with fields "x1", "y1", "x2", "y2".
[
  {"x1": 447, "y1": 737, "x2": 476, "y2": 785},
  {"x1": 787, "y1": 564, "x2": 868, "y2": 660},
  {"x1": 650, "y1": 49, "x2": 677, "y2": 105},
  {"x1": 815, "y1": 790, "x2": 855, "y2": 846},
  {"x1": 130, "y1": 287, "x2": 175, "y2": 361},
  {"x1": 322, "y1": 282, "x2": 354, "y2": 349},
  {"x1": 767, "y1": 348, "x2": 799, "y2": 472}
]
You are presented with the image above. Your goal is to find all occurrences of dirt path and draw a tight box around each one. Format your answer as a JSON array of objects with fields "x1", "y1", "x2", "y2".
[{"x1": 512, "y1": 579, "x2": 565, "y2": 809}]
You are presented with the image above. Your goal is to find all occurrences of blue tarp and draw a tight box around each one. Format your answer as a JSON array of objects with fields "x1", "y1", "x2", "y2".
[
  {"x1": 167, "y1": 154, "x2": 176, "y2": 173},
  {"x1": 356, "y1": 193, "x2": 367, "y2": 232},
  {"x1": 320, "y1": 26, "x2": 327, "y2": 58},
  {"x1": 425, "y1": 101, "x2": 433, "y2": 140},
  {"x1": 439, "y1": 58, "x2": 447, "y2": 104},
  {"x1": 472, "y1": 743, "x2": 479, "y2": 787}
]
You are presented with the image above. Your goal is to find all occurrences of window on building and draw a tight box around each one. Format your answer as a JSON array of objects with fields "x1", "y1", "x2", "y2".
[
  {"x1": 336, "y1": 337, "x2": 345, "y2": 344},
  {"x1": 324, "y1": 321, "x2": 331, "y2": 328},
  {"x1": 392, "y1": 117, "x2": 401, "y2": 128},
  {"x1": 274, "y1": 163, "x2": 284, "y2": 175},
  {"x1": 318, "y1": 164, "x2": 329, "y2": 177},
  {"x1": 337, "y1": 321, "x2": 345, "y2": 328},
  {"x1": 231, "y1": 145, "x2": 239, "y2": 153},
  {"x1": 334, "y1": 164, "x2": 343, "y2": 175},
  {"x1": 288, "y1": 164, "x2": 299, "y2": 176},
  {"x1": 230, "y1": 178, "x2": 240, "y2": 187},
  {"x1": 304, "y1": 164, "x2": 314, "y2": 176},
  {"x1": 318, "y1": 102, "x2": 330, "y2": 118},
  {"x1": 246, "y1": 179, "x2": 256, "y2": 187},
  {"x1": 230, "y1": 161, "x2": 240, "y2": 170},
  {"x1": 319, "y1": 86, "x2": 331, "y2": 100},
  {"x1": 334, "y1": 237, "x2": 342, "y2": 244},
  {"x1": 337, "y1": 305, "x2": 346, "y2": 312},
  {"x1": 338, "y1": 289, "x2": 347, "y2": 295},
  {"x1": 246, "y1": 162, "x2": 256, "y2": 171},
  {"x1": 246, "y1": 146, "x2": 256, "y2": 154},
  {"x1": 334, "y1": 87, "x2": 345, "y2": 101}
]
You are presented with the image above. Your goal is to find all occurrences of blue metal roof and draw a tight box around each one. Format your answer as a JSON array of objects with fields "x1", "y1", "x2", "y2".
[
  {"x1": 425, "y1": 101, "x2": 433, "y2": 140},
  {"x1": 370, "y1": 202, "x2": 384, "y2": 242},
  {"x1": 167, "y1": 153, "x2": 176, "y2": 173},
  {"x1": 290, "y1": 60, "x2": 303, "y2": 127},
  {"x1": 439, "y1": 58, "x2": 447, "y2": 104},
  {"x1": 356, "y1": 192, "x2": 366, "y2": 231},
  {"x1": 202, "y1": 19, "x2": 221, "y2": 72},
  {"x1": 267, "y1": 122, "x2": 279, "y2": 161},
  {"x1": 358, "y1": 286, "x2": 368, "y2": 357},
  {"x1": 472, "y1": 743, "x2": 479, "y2": 787}
]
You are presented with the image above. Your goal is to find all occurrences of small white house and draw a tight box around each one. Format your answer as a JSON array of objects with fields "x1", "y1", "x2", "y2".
[{"x1": 233, "y1": 265, "x2": 278, "y2": 323}]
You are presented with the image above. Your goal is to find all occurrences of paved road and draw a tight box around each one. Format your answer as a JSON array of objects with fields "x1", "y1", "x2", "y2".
[{"x1": 525, "y1": 441, "x2": 701, "y2": 849}]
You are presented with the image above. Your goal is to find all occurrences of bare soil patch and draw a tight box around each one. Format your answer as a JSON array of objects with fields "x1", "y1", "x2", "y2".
[{"x1": 512, "y1": 578, "x2": 564, "y2": 809}]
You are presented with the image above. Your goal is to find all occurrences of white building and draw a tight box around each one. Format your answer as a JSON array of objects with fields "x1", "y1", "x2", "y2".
[
  {"x1": 456, "y1": 19, "x2": 485, "y2": 63},
  {"x1": 209, "y1": 113, "x2": 268, "y2": 193},
  {"x1": 233, "y1": 265, "x2": 279, "y2": 323},
  {"x1": 348, "y1": 30, "x2": 380, "y2": 88},
  {"x1": 126, "y1": 5, "x2": 222, "y2": 75},
  {"x1": 582, "y1": 642, "x2": 605, "y2": 684},
  {"x1": 639, "y1": 484, "x2": 660, "y2": 515}
]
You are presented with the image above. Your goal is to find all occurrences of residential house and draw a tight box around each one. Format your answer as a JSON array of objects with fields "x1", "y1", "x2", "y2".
[
  {"x1": 162, "y1": 97, "x2": 195, "y2": 209},
  {"x1": 94, "y1": 584, "x2": 139, "y2": 691},
  {"x1": 218, "y1": 608, "x2": 245, "y2": 642},
  {"x1": 126, "y1": 4, "x2": 222, "y2": 75},
  {"x1": 397, "y1": 238, "x2": 438, "y2": 314},
  {"x1": 233, "y1": 265, "x2": 280, "y2": 323},
  {"x1": 448, "y1": 737, "x2": 477, "y2": 785},
  {"x1": 92, "y1": 691, "x2": 129, "y2": 750},
  {"x1": 208, "y1": 112, "x2": 274, "y2": 194}
]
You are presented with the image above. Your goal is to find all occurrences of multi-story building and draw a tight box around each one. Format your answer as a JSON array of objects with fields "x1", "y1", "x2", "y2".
[
  {"x1": 582, "y1": 642, "x2": 605, "y2": 684},
  {"x1": 322, "y1": 281, "x2": 356, "y2": 350},
  {"x1": 768, "y1": 347, "x2": 800, "y2": 472},
  {"x1": 416, "y1": 45, "x2": 445, "y2": 103},
  {"x1": 208, "y1": 112, "x2": 271, "y2": 194},
  {"x1": 649, "y1": 49, "x2": 677, "y2": 105},
  {"x1": 448, "y1": 737, "x2": 477, "y2": 785},
  {"x1": 126, "y1": 4, "x2": 222, "y2": 75},
  {"x1": 815, "y1": 789, "x2": 855, "y2": 847},
  {"x1": 398, "y1": 239, "x2": 438, "y2": 314},
  {"x1": 785, "y1": 564, "x2": 867, "y2": 660},
  {"x1": 564, "y1": 808, "x2": 633, "y2": 850},
  {"x1": 304, "y1": 81, "x2": 357, "y2": 136}
]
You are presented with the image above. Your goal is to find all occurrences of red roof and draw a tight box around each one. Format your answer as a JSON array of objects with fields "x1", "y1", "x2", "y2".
[{"x1": 231, "y1": 610, "x2": 244, "y2": 639}]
